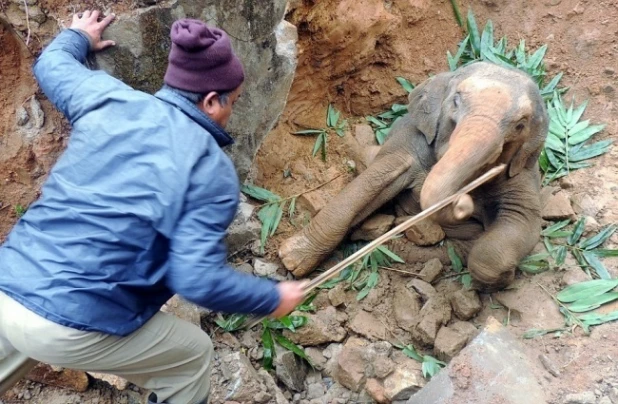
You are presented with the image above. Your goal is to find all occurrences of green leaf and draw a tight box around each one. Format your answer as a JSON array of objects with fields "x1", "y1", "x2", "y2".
[
  {"x1": 582, "y1": 251, "x2": 612, "y2": 280},
  {"x1": 554, "y1": 245, "x2": 568, "y2": 267},
  {"x1": 579, "y1": 225, "x2": 617, "y2": 250},
  {"x1": 568, "y1": 218, "x2": 586, "y2": 245},
  {"x1": 556, "y1": 279, "x2": 618, "y2": 303},
  {"x1": 448, "y1": 36, "x2": 470, "y2": 71},
  {"x1": 569, "y1": 124, "x2": 605, "y2": 145},
  {"x1": 578, "y1": 310, "x2": 618, "y2": 327},
  {"x1": 461, "y1": 273, "x2": 473, "y2": 288},
  {"x1": 313, "y1": 132, "x2": 326, "y2": 160},
  {"x1": 289, "y1": 197, "x2": 297, "y2": 218},
  {"x1": 327, "y1": 104, "x2": 340, "y2": 128},
  {"x1": 262, "y1": 327, "x2": 275, "y2": 370},
  {"x1": 523, "y1": 328, "x2": 565, "y2": 339},
  {"x1": 447, "y1": 242, "x2": 464, "y2": 272},
  {"x1": 402, "y1": 345, "x2": 423, "y2": 362},
  {"x1": 267, "y1": 315, "x2": 308, "y2": 331},
  {"x1": 273, "y1": 332, "x2": 312, "y2": 366},
  {"x1": 293, "y1": 129, "x2": 325, "y2": 135},
  {"x1": 376, "y1": 246, "x2": 405, "y2": 263},
  {"x1": 519, "y1": 261, "x2": 550, "y2": 275},
  {"x1": 569, "y1": 140, "x2": 613, "y2": 162},
  {"x1": 357, "y1": 272, "x2": 379, "y2": 301},
  {"x1": 545, "y1": 230, "x2": 572, "y2": 239},
  {"x1": 541, "y1": 219, "x2": 571, "y2": 236},
  {"x1": 568, "y1": 292, "x2": 618, "y2": 313},
  {"x1": 479, "y1": 20, "x2": 494, "y2": 57},
  {"x1": 527, "y1": 44, "x2": 547, "y2": 70},
  {"x1": 366, "y1": 116, "x2": 387, "y2": 128},
  {"x1": 592, "y1": 249, "x2": 618, "y2": 258},
  {"x1": 215, "y1": 313, "x2": 248, "y2": 332},
  {"x1": 258, "y1": 203, "x2": 280, "y2": 251},
  {"x1": 422, "y1": 356, "x2": 446, "y2": 379},
  {"x1": 270, "y1": 201, "x2": 286, "y2": 237},
  {"x1": 449, "y1": 0, "x2": 463, "y2": 27},
  {"x1": 521, "y1": 252, "x2": 551, "y2": 263},
  {"x1": 396, "y1": 77, "x2": 415, "y2": 93},
  {"x1": 466, "y1": 9, "x2": 481, "y2": 57},
  {"x1": 241, "y1": 184, "x2": 281, "y2": 203}
]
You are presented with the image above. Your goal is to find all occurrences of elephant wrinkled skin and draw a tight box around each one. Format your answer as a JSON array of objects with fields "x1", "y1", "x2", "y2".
[{"x1": 279, "y1": 61, "x2": 548, "y2": 289}]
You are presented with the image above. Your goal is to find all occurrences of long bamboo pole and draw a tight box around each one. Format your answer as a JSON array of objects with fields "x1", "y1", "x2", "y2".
[{"x1": 244, "y1": 164, "x2": 506, "y2": 329}]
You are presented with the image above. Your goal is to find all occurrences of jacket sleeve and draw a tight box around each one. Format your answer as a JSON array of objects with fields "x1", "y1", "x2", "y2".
[
  {"x1": 166, "y1": 155, "x2": 282, "y2": 316},
  {"x1": 32, "y1": 28, "x2": 126, "y2": 124}
]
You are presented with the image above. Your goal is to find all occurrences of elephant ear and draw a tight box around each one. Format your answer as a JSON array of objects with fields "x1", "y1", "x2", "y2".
[
  {"x1": 508, "y1": 103, "x2": 549, "y2": 177},
  {"x1": 407, "y1": 71, "x2": 454, "y2": 145}
]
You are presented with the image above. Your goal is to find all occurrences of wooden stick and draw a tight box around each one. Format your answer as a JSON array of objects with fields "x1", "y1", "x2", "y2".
[{"x1": 244, "y1": 164, "x2": 506, "y2": 329}]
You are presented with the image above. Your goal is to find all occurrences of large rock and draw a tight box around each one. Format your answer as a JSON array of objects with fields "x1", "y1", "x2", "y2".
[
  {"x1": 275, "y1": 345, "x2": 309, "y2": 392},
  {"x1": 220, "y1": 352, "x2": 270, "y2": 402},
  {"x1": 282, "y1": 307, "x2": 347, "y2": 346},
  {"x1": 419, "y1": 258, "x2": 444, "y2": 283},
  {"x1": 383, "y1": 352, "x2": 425, "y2": 401},
  {"x1": 541, "y1": 190, "x2": 576, "y2": 221},
  {"x1": 393, "y1": 284, "x2": 422, "y2": 332},
  {"x1": 349, "y1": 310, "x2": 389, "y2": 341},
  {"x1": 449, "y1": 289, "x2": 482, "y2": 320},
  {"x1": 334, "y1": 337, "x2": 368, "y2": 392},
  {"x1": 95, "y1": 0, "x2": 297, "y2": 182},
  {"x1": 412, "y1": 295, "x2": 452, "y2": 346},
  {"x1": 227, "y1": 198, "x2": 261, "y2": 254},
  {"x1": 407, "y1": 317, "x2": 547, "y2": 404},
  {"x1": 26, "y1": 364, "x2": 89, "y2": 392},
  {"x1": 433, "y1": 326, "x2": 468, "y2": 361},
  {"x1": 401, "y1": 217, "x2": 446, "y2": 246}
]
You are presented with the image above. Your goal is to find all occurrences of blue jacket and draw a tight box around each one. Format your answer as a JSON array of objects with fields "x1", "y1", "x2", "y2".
[{"x1": 0, "y1": 29, "x2": 280, "y2": 336}]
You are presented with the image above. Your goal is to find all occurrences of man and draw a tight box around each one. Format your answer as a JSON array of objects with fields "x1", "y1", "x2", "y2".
[{"x1": 0, "y1": 10, "x2": 305, "y2": 404}]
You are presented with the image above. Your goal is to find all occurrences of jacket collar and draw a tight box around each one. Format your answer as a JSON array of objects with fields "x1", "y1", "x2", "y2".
[{"x1": 154, "y1": 87, "x2": 235, "y2": 147}]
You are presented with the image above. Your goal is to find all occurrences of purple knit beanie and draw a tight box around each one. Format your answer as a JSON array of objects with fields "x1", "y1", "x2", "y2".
[{"x1": 164, "y1": 19, "x2": 245, "y2": 94}]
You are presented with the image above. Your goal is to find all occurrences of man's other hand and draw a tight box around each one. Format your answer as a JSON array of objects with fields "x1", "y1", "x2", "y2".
[
  {"x1": 70, "y1": 10, "x2": 116, "y2": 52},
  {"x1": 270, "y1": 281, "x2": 308, "y2": 319}
]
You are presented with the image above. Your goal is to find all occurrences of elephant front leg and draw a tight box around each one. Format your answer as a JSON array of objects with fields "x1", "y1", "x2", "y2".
[
  {"x1": 467, "y1": 171, "x2": 542, "y2": 289},
  {"x1": 279, "y1": 152, "x2": 417, "y2": 277}
]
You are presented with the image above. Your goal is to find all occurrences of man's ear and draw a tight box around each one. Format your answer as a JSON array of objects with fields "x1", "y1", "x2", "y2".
[{"x1": 199, "y1": 91, "x2": 222, "y2": 116}]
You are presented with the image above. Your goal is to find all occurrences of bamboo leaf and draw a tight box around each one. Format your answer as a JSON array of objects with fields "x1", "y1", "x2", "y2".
[
  {"x1": 376, "y1": 246, "x2": 405, "y2": 263},
  {"x1": 466, "y1": 9, "x2": 481, "y2": 57},
  {"x1": 241, "y1": 184, "x2": 281, "y2": 203},
  {"x1": 541, "y1": 219, "x2": 571, "y2": 236},
  {"x1": 396, "y1": 77, "x2": 415, "y2": 93},
  {"x1": 556, "y1": 279, "x2": 618, "y2": 303},
  {"x1": 578, "y1": 310, "x2": 618, "y2": 327},
  {"x1": 366, "y1": 116, "x2": 387, "y2": 128},
  {"x1": 555, "y1": 245, "x2": 568, "y2": 266},
  {"x1": 447, "y1": 242, "x2": 464, "y2": 272},
  {"x1": 569, "y1": 140, "x2": 613, "y2": 162},
  {"x1": 273, "y1": 332, "x2": 312, "y2": 365},
  {"x1": 579, "y1": 225, "x2": 617, "y2": 250},
  {"x1": 289, "y1": 197, "x2": 297, "y2": 218},
  {"x1": 568, "y1": 292, "x2": 618, "y2": 313},
  {"x1": 293, "y1": 129, "x2": 325, "y2": 135},
  {"x1": 568, "y1": 218, "x2": 586, "y2": 245},
  {"x1": 592, "y1": 249, "x2": 618, "y2": 258},
  {"x1": 312, "y1": 132, "x2": 324, "y2": 157},
  {"x1": 327, "y1": 104, "x2": 340, "y2": 128},
  {"x1": 480, "y1": 20, "x2": 494, "y2": 56},
  {"x1": 583, "y1": 251, "x2": 612, "y2": 280},
  {"x1": 402, "y1": 345, "x2": 423, "y2": 362},
  {"x1": 528, "y1": 44, "x2": 548, "y2": 70},
  {"x1": 262, "y1": 327, "x2": 275, "y2": 370},
  {"x1": 568, "y1": 124, "x2": 606, "y2": 145}
]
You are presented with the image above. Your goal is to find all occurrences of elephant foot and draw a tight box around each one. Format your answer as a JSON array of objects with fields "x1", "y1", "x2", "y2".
[{"x1": 279, "y1": 231, "x2": 329, "y2": 278}]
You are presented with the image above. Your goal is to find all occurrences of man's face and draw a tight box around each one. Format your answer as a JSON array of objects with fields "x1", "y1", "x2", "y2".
[{"x1": 200, "y1": 86, "x2": 242, "y2": 128}]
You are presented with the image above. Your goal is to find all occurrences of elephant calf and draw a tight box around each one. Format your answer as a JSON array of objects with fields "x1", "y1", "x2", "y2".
[{"x1": 279, "y1": 61, "x2": 548, "y2": 289}]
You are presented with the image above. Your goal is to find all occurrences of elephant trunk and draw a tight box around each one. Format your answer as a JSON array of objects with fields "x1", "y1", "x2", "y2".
[{"x1": 420, "y1": 116, "x2": 503, "y2": 219}]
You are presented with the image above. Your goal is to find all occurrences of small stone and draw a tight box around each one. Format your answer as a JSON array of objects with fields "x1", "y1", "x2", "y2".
[
  {"x1": 351, "y1": 214, "x2": 395, "y2": 241},
  {"x1": 305, "y1": 348, "x2": 327, "y2": 371},
  {"x1": 571, "y1": 193, "x2": 600, "y2": 217},
  {"x1": 227, "y1": 202, "x2": 260, "y2": 254},
  {"x1": 598, "y1": 397, "x2": 612, "y2": 404},
  {"x1": 250, "y1": 240, "x2": 265, "y2": 257},
  {"x1": 562, "y1": 269, "x2": 591, "y2": 286},
  {"x1": 449, "y1": 321, "x2": 479, "y2": 343},
  {"x1": 538, "y1": 354, "x2": 560, "y2": 377},
  {"x1": 29, "y1": 97, "x2": 45, "y2": 129},
  {"x1": 393, "y1": 284, "x2": 422, "y2": 332},
  {"x1": 604, "y1": 67, "x2": 615, "y2": 75},
  {"x1": 407, "y1": 279, "x2": 437, "y2": 301},
  {"x1": 16, "y1": 106, "x2": 29, "y2": 126},
  {"x1": 220, "y1": 352, "x2": 268, "y2": 402},
  {"x1": 450, "y1": 289, "x2": 482, "y2": 320},
  {"x1": 365, "y1": 378, "x2": 388, "y2": 403},
  {"x1": 583, "y1": 215, "x2": 600, "y2": 235},
  {"x1": 541, "y1": 191, "x2": 576, "y2": 221},
  {"x1": 433, "y1": 326, "x2": 468, "y2": 361},
  {"x1": 253, "y1": 259, "x2": 280, "y2": 278},
  {"x1": 413, "y1": 296, "x2": 452, "y2": 346},
  {"x1": 372, "y1": 356, "x2": 395, "y2": 379},
  {"x1": 306, "y1": 383, "x2": 325, "y2": 400},
  {"x1": 333, "y1": 337, "x2": 369, "y2": 392},
  {"x1": 564, "y1": 391, "x2": 596, "y2": 404},
  {"x1": 403, "y1": 218, "x2": 445, "y2": 246},
  {"x1": 323, "y1": 343, "x2": 344, "y2": 377},
  {"x1": 328, "y1": 283, "x2": 348, "y2": 307},
  {"x1": 419, "y1": 258, "x2": 443, "y2": 283},
  {"x1": 349, "y1": 310, "x2": 388, "y2": 341},
  {"x1": 282, "y1": 307, "x2": 347, "y2": 346}
]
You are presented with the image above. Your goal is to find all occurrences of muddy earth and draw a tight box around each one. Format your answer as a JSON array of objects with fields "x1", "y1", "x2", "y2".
[{"x1": 1, "y1": 0, "x2": 618, "y2": 403}]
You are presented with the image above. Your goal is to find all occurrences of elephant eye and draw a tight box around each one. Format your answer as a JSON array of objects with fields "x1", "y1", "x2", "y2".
[
  {"x1": 453, "y1": 93, "x2": 462, "y2": 107},
  {"x1": 515, "y1": 122, "x2": 525, "y2": 131}
]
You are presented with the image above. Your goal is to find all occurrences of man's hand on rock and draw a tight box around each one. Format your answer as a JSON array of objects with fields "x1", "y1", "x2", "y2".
[
  {"x1": 70, "y1": 10, "x2": 116, "y2": 52},
  {"x1": 270, "y1": 281, "x2": 308, "y2": 319}
]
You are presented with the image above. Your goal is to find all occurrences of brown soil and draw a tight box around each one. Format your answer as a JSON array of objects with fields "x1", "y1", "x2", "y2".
[{"x1": 1, "y1": 0, "x2": 618, "y2": 403}]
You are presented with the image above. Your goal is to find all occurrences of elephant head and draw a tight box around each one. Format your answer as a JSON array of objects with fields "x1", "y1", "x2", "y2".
[{"x1": 410, "y1": 62, "x2": 549, "y2": 222}]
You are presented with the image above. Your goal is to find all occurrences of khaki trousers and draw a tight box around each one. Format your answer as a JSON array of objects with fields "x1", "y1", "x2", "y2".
[{"x1": 0, "y1": 291, "x2": 212, "y2": 403}]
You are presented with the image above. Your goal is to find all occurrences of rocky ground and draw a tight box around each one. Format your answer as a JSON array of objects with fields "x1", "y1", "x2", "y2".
[{"x1": 2, "y1": 0, "x2": 618, "y2": 403}]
